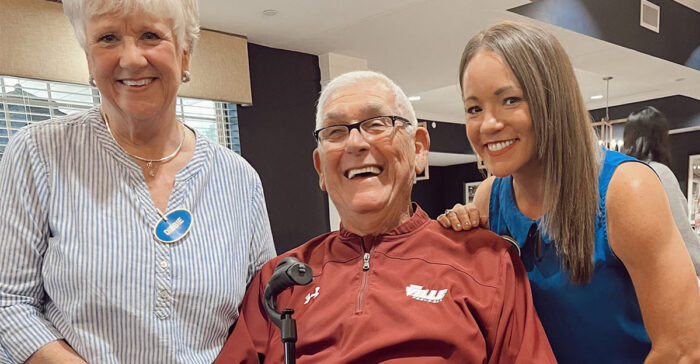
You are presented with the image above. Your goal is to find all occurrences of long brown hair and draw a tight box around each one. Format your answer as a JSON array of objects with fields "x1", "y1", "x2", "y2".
[{"x1": 459, "y1": 21, "x2": 600, "y2": 284}]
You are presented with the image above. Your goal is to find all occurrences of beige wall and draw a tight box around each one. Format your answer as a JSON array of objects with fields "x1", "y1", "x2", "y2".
[{"x1": 0, "y1": 0, "x2": 251, "y2": 104}]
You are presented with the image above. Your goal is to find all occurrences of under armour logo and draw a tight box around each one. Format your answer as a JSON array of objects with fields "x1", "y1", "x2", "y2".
[
  {"x1": 304, "y1": 287, "x2": 320, "y2": 304},
  {"x1": 406, "y1": 284, "x2": 447, "y2": 303}
]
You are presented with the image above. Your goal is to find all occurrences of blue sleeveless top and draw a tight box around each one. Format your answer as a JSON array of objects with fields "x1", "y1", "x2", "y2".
[{"x1": 489, "y1": 149, "x2": 651, "y2": 363}]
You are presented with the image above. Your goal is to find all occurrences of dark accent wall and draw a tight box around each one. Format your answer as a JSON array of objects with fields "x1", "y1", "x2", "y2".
[
  {"x1": 411, "y1": 118, "x2": 481, "y2": 218},
  {"x1": 669, "y1": 130, "x2": 700, "y2": 196},
  {"x1": 590, "y1": 95, "x2": 700, "y2": 130},
  {"x1": 237, "y1": 43, "x2": 328, "y2": 254},
  {"x1": 412, "y1": 163, "x2": 485, "y2": 219},
  {"x1": 510, "y1": 0, "x2": 700, "y2": 70},
  {"x1": 419, "y1": 119, "x2": 473, "y2": 154}
]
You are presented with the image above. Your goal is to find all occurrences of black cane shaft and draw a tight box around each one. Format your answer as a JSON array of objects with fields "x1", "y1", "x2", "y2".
[{"x1": 284, "y1": 342, "x2": 295, "y2": 364}]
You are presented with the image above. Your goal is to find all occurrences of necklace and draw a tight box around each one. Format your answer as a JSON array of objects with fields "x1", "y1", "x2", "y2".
[
  {"x1": 101, "y1": 110, "x2": 185, "y2": 177},
  {"x1": 100, "y1": 111, "x2": 193, "y2": 244}
]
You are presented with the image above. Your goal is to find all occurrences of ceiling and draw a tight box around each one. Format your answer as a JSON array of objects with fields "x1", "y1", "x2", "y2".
[{"x1": 199, "y1": 0, "x2": 700, "y2": 165}]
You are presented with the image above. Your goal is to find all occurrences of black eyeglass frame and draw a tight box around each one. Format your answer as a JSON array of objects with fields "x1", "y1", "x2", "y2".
[{"x1": 313, "y1": 115, "x2": 412, "y2": 142}]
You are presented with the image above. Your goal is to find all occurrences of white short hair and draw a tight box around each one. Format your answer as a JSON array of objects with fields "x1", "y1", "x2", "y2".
[
  {"x1": 315, "y1": 70, "x2": 418, "y2": 131},
  {"x1": 62, "y1": 0, "x2": 200, "y2": 54}
]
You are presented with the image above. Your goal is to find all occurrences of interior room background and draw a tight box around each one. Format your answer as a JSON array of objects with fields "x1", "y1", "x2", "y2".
[{"x1": 2, "y1": 0, "x2": 699, "y2": 253}]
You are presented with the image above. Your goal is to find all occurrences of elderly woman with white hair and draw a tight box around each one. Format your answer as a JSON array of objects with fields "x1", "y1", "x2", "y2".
[{"x1": 0, "y1": 0, "x2": 275, "y2": 363}]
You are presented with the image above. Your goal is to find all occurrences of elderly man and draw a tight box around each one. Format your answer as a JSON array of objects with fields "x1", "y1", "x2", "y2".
[{"x1": 215, "y1": 71, "x2": 555, "y2": 363}]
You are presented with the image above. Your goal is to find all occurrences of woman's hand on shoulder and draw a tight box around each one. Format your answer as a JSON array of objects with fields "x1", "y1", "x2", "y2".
[
  {"x1": 437, "y1": 202, "x2": 484, "y2": 231},
  {"x1": 437, "y1": 177, "x2": 494, "y2": 231},
  {"x1": 607, "y1": 162, "x2": 700, "y2": 362}
]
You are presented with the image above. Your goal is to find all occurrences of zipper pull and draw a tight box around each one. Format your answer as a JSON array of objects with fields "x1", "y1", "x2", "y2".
[{"x1": 363, "y1": 252, "x2": 370, "y2": 271}]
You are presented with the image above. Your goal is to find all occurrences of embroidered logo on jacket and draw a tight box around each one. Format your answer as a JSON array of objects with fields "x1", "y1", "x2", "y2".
[
  {"x1": 304, "y1": 286, "x2": 320, "y2": 304},
  {"x1": 406, "y1": 284, "x2": 447, "y2": 303}
]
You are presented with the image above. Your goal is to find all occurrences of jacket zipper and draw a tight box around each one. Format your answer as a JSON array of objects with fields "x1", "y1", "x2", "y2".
[{"x1": 355, "y1": 237, "x2": 373, "y2": 313}]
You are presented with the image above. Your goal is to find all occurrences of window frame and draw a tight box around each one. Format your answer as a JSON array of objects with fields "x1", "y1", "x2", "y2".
[{"x1": 0, "y1": 75, "x2": 240, "y2": 159}]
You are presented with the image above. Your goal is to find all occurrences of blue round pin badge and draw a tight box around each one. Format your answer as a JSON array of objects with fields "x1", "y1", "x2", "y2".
[{"x1": 153, "y1": 208, "x2": 193, "y2": 244}]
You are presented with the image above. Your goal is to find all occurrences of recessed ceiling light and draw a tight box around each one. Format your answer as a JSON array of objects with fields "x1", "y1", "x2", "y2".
[
  {"x1": 262, "y1": 9, "x2": 278, "y2": 16},
  {"x1": 408, "y1": 96, "x2": 421, "y2": 101},
  {"x1": 590, "y1": 95, "x2": 604, "y2": 100}
]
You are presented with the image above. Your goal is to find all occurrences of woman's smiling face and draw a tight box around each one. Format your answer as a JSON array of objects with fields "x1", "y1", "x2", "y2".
[
  {"x1": 85, "y1": 10, "x2": 189, "y2": 120},
  {"x1": 461, "y1": 50, "x2": 539, "y2": 178}
]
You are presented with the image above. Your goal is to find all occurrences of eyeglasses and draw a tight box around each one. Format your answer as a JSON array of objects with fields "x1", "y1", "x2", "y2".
[{"x1": 313, "y1": 115, "x2": 411, "y2": 144}]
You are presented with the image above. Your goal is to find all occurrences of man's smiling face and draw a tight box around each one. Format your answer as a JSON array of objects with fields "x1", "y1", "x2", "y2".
[{"x1": 313, "y1": 79, "x2": 428, "y2": 235}]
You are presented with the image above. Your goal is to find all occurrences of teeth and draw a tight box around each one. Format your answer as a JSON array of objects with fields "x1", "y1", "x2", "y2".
[
  {"x1": 122, "y1": 79, "x2": 153, "y2": 86},
  {"x1": 347, "y1": 166, "x2": 382, "y2": 179},
  {"x1": 487, "y1": 139, "x2": 515, "y2": 152}
]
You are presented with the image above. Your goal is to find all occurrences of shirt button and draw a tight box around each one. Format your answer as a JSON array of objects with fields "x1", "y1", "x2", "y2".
[
  {"x1": 159, "y1": 260, "x2": 169, "y2": 269},
  {"x1": 160, "y1": 289, "x2": 169, "y2": 298}
]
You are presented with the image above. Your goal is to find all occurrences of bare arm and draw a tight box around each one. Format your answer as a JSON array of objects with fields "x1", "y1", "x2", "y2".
[
  {"x1": 437, "y1": 176, "x2": 494, "y2": 231},
  {"x1": 607, "y1": 162, "x2": 700, "y2": 363},
  {"x1": 26, "y1": 341, "x2": 86, "y2": 364}
]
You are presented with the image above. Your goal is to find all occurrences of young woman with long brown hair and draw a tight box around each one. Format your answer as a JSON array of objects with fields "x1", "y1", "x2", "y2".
[{"x1": 439, "y1": 21, "x2": 700, "y2": 363}]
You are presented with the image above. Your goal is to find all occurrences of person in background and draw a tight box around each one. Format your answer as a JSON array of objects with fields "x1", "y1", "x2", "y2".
[
  {"x1": 215, "y1": 70, "x2": 556, "y2": 363},
  {"x1": 438, "y1": 21, "x2": 700, "y2": 363},
  {"x1": 0, "y1": 0, "x2": 275, "y2": 362},
  {"x1": 622, "y1": 106, "x2": 700, "y2": 278}
]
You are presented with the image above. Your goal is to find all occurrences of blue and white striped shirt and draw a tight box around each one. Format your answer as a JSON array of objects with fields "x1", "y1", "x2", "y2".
[{"x1": 0, "y1": 108, "x2": 276, "y2": 363}]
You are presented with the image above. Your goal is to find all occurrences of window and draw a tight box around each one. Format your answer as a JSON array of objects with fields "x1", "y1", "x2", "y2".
[{"x1": 0, "y1": 75, "x2": 240, "y2": 160}]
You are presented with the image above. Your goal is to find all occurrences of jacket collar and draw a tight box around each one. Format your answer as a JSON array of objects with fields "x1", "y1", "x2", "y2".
[{"x1": 338, "y1": 203, "x2": 430, "y2": 242}]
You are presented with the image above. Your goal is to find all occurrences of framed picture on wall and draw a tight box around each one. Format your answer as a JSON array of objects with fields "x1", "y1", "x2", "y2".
[
  {"x1": 416, "y1": 121, "x2": 429, "y2": 181},
  {"x1": 464, "y1": 182, "x2": 481, "y2": 204}
]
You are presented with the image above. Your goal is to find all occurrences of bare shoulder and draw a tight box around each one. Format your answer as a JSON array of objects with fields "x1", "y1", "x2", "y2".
[
  {"x1": 606, "y1": 162, "x2": 663, "y2": 223},
  {"x1": 606, "y1": 161, "x2": 671, "y2": 259},
  {"x1": 607, "y1": 161, "x2": 657, "y2": 192}
]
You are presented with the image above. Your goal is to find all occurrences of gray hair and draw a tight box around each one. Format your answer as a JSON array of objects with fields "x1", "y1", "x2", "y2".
[
  {"x1": 62, "y1": 0, "x2": 200, "y2": 54},
  {"x1": 315, "y1": 70, "x2": 417, "y2": 131}
]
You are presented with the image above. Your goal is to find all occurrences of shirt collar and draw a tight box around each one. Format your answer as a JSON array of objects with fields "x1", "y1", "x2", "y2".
[
  {"x1": 499, "y1": 176, "x2": 546, "y2": 247},
  {"x1": 338, "y1": 202, "x2": 430, "y2": 241}
]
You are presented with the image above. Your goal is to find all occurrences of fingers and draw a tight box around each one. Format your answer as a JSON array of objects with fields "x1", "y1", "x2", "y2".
[
  {"x1": 437, "y1": 210, "x2": 466, "y2": 230},
  {"x1": 466, "y1": 207, "x2": 480, "y2": 229},
  {"x1": 438, "y1": 208, "x2": 470, "y2": 232},
  {"x1": 456, "y1": 203, "x2": 485, "y2": 228},
  {"x1": 451, "y1": 204, "x2": 475, "y2": 230},
  {"x1": 447, "y1": 211, "x2": 466, "y2": 231},
  {"x1": 437, "y1": 212, "x2": 452, "y2": 228},
  {"x1": 439, "y1": 203, "x2": 486, "y2": 231}
]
